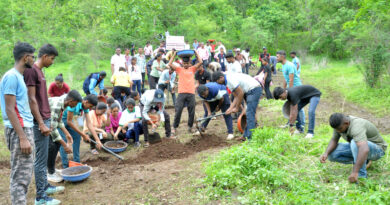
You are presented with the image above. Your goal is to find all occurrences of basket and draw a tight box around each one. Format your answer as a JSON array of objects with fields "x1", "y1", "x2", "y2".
[
  {"x1": 177, "y1": 50, "x2": 195, "y2": 58},
  {"x1": 282, "y1": 101, "x2": 291, "y2": 119},
  {"x1": 62, "y1": 166, "x2": 92, "y2": 182},
  {"x1": 237, "y1": 113, "x2": 247, "y2": 134},
  {"x1": 104, "y1": 141, "x2": 128, "y2": 153}
]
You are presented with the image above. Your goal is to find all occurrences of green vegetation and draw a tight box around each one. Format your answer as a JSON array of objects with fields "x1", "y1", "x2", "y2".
[
  {"x1": 202, "y1": 100, "x2": 390, "y2": 204},
  {"x1": 303, "y1": 61, "x2": 390, "y2": 117}
]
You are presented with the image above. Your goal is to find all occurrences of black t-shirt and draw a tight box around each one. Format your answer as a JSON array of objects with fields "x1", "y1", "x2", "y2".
[
  {"x1": 287, "y1": 85, "x2": 322, "y2": 105},
  {"x1": 195, "y1": 70, "x2": 211, "y2": 85},
  {"x1": 257, "y1": 65, "x2": 272, "y2": 82}
]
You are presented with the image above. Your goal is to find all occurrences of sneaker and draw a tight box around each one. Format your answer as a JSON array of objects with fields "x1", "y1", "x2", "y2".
[
  {"x1": 279, "y1": 124, "x2": 289, "y2": 129},
  {"x1": 134, "y1": 142, "x2": 141, "y2": 148},
  {"x1": 294, "y1": 129, "x2": 304, "y2": 135},
  {"x1": 304, "y1": 133, "x2": 314, "y2": 139},
  {"x1": 45, "y1": 184, "x2": 65, "y2": 195},
  {"x1": 193, "y1": 131, "x2": 201, "y2": 136},
  {"x1": 227, "y1": 134, "x2": 235, "y2": 140},
  {"x1": 144, "y1": 142, "x2": 150, "y2": 148},
  {"x1": 47, "y1": 172, "x2": 63, "y2": 183},
  {"x1": 35, "y1": 196, "x2": 61, "y2": 205}
]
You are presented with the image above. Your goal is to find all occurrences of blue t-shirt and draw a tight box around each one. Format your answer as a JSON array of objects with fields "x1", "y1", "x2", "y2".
[
  {"x1": 200, "y1": 82, "x2": 228, "y2": 102},
  {"x1": 282, "y1": 61, "x2": 302, "y2": 88},
  {"x1": 292, "y1": 57, "x2": 301, "y2": 75},
  {"x1": 0, "y1": 68, "x2": 34, "y2": 128},
  {"x1": 62, "y1": 102, "x2": 90, "y2": 120}
]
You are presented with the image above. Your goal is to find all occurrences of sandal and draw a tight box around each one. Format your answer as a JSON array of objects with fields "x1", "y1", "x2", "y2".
[
  {"x1": 91, "y1": 149, "x2": 99, "y2": 155},
  {"x1": 144, "y1": 142, "x2": 150, "y2": 148}
]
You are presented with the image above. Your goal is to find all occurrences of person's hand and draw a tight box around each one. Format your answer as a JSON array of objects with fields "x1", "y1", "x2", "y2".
[
  {"x1": 66, "y1": 135, "x2": 73, "y2": 145},
  {"x1": 141, "y1": 81, "x2": 143, "y2": 85},
  {"x1": 165, "y1": 80, "x2": 170, "y2": 84},
  {"x1": 96, "y1": 140, "x2": 103, "y2": 150},
  {"x1": 19, "y1": 137, "x2": 32, "y2": 155},
  {"x1": 152, "y1": 123, "x2": 158, "y2": 130},
  {"x1": 102, "y1": 131, "x2": 108, "y2": 139},
  {"x1": 225, "y1": 107, "x2": 238, "y2": 115},
  {"x1": 348, "y1": 172, "x2": 358, "y2": 183},
  {"x1": 320, "y1": 154, "x2": 328, "y2": 163},
  {"x1": 114, "y1": 133, "x2": 118, "y2": 141},
  {"x1": 82, "y1": 134, "x2": 90, "y2": 142},
  {"x1": 215, "y1": 106, "x2": 221, "y2": 112},
  {"x1": 39, "y1": 123, "x2": 51, "y2": 136},
  {"x1": 64, "y1": 144, "x2": 73, "y2": 154},
  {"x1": 289, "y1": 126, "x2": 295, "y2": 135}
]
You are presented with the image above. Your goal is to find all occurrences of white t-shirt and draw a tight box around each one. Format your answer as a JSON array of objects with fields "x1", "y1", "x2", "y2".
[
  {"x1": 111, "y1": 54, "x2": 126, "y2": 74},
  {"x1": 129, "y1": 65, "x2": 142, "y2": 81},
  {"x1": 144, "y1": 45, "x2": 153, "y2": 56},
  {"x1": 119, "y1": 106, "x2": 142, "y2": 130},
  {"x1": 225, "y1": 72, "x2": 260, "y2": 93},
  {"x1": 206, "y1": 90, "x2": 227, "y2": 102},
  {"x1": 226, "y1": 61, "x2": 242, "y2": 73},
  {"x1": 241, "y1": 51, "x2": 250, "y2": 64}
]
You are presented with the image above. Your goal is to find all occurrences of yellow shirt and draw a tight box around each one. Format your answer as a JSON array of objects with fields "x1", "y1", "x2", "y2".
[{"x1": 110, "y1": 71, "x2": 131, "y2": 87}]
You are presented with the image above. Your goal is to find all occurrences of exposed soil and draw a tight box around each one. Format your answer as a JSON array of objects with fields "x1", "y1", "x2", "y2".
[
  {"x1": 63, "y1": 166, "x2": 91, "y2": 176},
  {"x1": 104, "y1": 141, "x2": 127, "y2": 148}
]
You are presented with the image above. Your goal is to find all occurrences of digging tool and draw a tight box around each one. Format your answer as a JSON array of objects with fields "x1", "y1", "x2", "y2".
[
  {"x1": 195, "y1": 112, "x2": 225, "y2": 136},
  {"x1": 90, "y1": 139, "x2": 124, "y2": 160}
]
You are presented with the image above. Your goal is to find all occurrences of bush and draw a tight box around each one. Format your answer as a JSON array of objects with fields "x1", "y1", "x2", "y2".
[{"x1": 358, "y1": 45, "x2": 390, "y2": 88}]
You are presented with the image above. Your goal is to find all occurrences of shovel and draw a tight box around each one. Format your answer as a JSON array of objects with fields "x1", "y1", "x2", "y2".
[
  {"x1": 195, "y1": 112, "x2": 225, "y2": 136},
  {"x1": 90, "y1": 139, "x2": 124, "y2": 160}
]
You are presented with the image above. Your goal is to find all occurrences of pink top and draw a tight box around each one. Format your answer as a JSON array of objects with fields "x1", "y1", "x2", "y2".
[{"x1": 105, "y1": 112, "x2": 122, "y2": 133}]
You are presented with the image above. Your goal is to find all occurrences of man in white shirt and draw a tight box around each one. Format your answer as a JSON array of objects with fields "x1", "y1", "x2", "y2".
[
  {"x1": 241, "y1": 48, "x2": 250, "y2": 74},
  {"x1": 140, "y1": 89, "x2": 174, "y2": 147},
  {"x1": 213, "y1": 71, "x2": 262, "y2": 141},
  {"x1": 111, "y1": 47, "x2": 127, "y2": 74},
  {"x1": 225, "y1": 52, "x2": 242, "y2": 73},
  {"x1": 197, "y1": 42, "x2": 210, "y2": 70},
  {"x1": 144, "y1": 42, "x2": 153, "y2": 60},
  {"x1": 216, "y1": 41, "x2": 226, "y2": 54}
]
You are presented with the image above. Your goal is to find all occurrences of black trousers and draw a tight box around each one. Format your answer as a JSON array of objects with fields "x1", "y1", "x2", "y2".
[
  {"x1": 140, "y1": 104, "x2": 171, "y2": 141},
  {"x1": 264, "y1": 80, "x2": 273, "y2": 99},
  {"x1": 149, "y1": 76, "x2": 159, "y2": 89},
  {"x1": 174, "y1": 93, "x2": 196, "y2": 128},
  {"x1": 113, "y1": 86, "x2": 131, "y2": 106},
  {"x1": 47, "y1": 139, "x2": 61, "y2": 175},
  {"x1": 141, "y1": 72, "x2": 146, "y2": 90}
]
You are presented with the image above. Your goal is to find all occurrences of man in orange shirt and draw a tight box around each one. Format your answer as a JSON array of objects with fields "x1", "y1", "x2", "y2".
[{"x1": 168, "y1": 51, "x2": 203, "y2": 135}]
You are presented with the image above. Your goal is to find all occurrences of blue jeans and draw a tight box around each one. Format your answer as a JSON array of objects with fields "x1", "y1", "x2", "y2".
[
  {"x1": 202, "y1": 94, "x2": 233, "y2": 134},
  {"x1": 296, "y1": 96, "x2": 320, "y2": 134},
  {"x1": 59, "y1": 119, "x2": 81, "y2": 168},
  {"x1": 328, "y1": 140, "x2": 385, "y2": 178},
  {"x1": 126, "y1": 122, "x2": 143, "y2": 142},
  {"x1": 244, "y1": 87, "x2": 262, "y2": 139},
  {"x1": 132, "y1": 80, "x2": 142, "y2": 97},
  {"x1": 33, "y1": 119, "x2": 51, "y2": 199}
]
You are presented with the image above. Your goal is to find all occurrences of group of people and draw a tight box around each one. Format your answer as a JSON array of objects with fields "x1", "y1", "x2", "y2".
[{"x1": 0, "y1": 38, "x2": 387, "y2": 205}]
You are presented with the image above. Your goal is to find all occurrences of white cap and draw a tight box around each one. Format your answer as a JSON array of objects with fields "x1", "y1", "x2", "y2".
[{"x1": 236, "y1": 48, "x2": 240, "y2": 51}]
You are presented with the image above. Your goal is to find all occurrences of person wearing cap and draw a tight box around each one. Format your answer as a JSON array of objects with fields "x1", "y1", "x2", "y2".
[
  {"x1": 114, "y1": 98, "x2": 143, "y2": 147},
  {"x1": 168, "y1": 50, "x2": 203, "y2": 135},
  {"x1": 197, "y1": 83, "x2": 234, "y2": 140},
  {"x1": 212, "y1": 71, "x2": 262, "y2": 141},
  {"x1": 140, "y1": 89, "x2": 174, "y2": 147},
  {"x1": 225, "y1": 52, "x2": 242, "y2": 73},
  {"x1": 82, "y1": 71, "x2": 107, "y2": 96},
  {"x1": 259, "y1": 46, "x2": 270, "y2": 62}
]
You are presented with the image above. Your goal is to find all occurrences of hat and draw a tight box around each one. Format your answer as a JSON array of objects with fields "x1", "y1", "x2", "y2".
[
  {"x1": 153, "y1": 89, "x2": 165, "y2": 103},
  {"x1": 236, "y1": 48, "x2": 240, "y2": 51},
  {"x1": 263, "y1": 46, "x2": 267, "y2": 50}
]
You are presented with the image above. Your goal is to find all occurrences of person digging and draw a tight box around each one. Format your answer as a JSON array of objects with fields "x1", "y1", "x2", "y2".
[{"x1": 320, "y1": 113, "x2": 387, "y2": 183}]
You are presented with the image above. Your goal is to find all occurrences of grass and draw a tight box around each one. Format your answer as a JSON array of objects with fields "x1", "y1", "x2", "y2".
[
  {"x1": 201, "y1": 100, "x2": 390, "y2": 204},
  {"x1": 302, "y1": 60, "x2": 390, "y2": 117}
]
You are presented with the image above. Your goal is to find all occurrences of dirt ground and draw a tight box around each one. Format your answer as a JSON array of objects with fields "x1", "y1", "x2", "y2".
[{"x1": 1, "y1": 68, "x2": 390, "y2": 204}]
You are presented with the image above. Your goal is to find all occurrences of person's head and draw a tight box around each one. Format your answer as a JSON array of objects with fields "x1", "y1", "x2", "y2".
[
  {"x1": 160, "y1": 42, "x2": 164, "y2": 47},
  {"x1": 273, "y1": 87, "x2": 287, "y2": 100},
  {"x1": 125, "y1": 98, "x2": 136, "y2": 111},
  {"x1": 276, "y1": 50, "x2": 287, "y2": 63},
  {"x1": 153, "y1": 89, "x2": 165, "y2": 108},
  {"x1": 197, "y1": 85, "x2": 209, "y2": 99},
  {"x1": 200, "y1": 42, "x2": 204, "y2": 48},
  {"x1": 130, "y1": 92, "x2": 140, "y2": 101},
  {"x1": 220, "y1": 47, "x2": 224, "y2": 54},
  {"x1": 107, "y1": 97, "x2": 115, "y2": 107},
  {"x1": 194, "y1": 39, "x2": 197, "y2": 42},
  {"x1": 116, "y1": 47, "x2": 121, "y2": 55},
  {"x1": 329, "y1": 113, "x2": 350, "y2": 133},
  {"x1": 131, "y1": 44, "x2": 135, "y2": 48},
  {"x1": 131, "y1": 57, "x2": 137, "y2": 65},
  {"x1": 261, "y1": 57, "x2": 268, "y2": 65},
  {"x1": 13, "y1": 42, "x2": 36, "y2": 68},
  {"x1": 155, "y1": 53, "x2": 162, "y2": 61},
  {"x1": 38, "y1": 44, "x2": 58, "y2": 68},
  {"x1": 245, "y1": 48, "x2": 250, "y2": 52},
  {"x1": 217, "y1": 41, "x2": 221, "y2": 46},
  {"x1": 83, "y1": 94, "x2": 98, "y2": 109},
  {"x1": 110, "y1": 103, "x2": 120, "y2": 117},
  {"x1": 146, "y1": 41, "x2": 150, "y2": 46},
  {"x1": 125, "y1": 48, "x2": 130, "y2": 55},
  {"x1": 207, "y1": 41, "x2": 210, "y2": 45},
  {"x1": 263, "y1": 46, "x2": 267, "y2": 53},
  {"x1": 55, "y1": 74, "x2": 64, "y2": 88},
  {"x1": 182, "y1": 57, "x2": 192, "y2": 68},
  {"x1": 99, "y1": 71, "x2": 106, "y2": 80},
  {"x1": 158, "y1": 49, "x2": 165, "y2": 55},
  {"x1": 95, "y1": 102, "x2": 107, "y2": 115},
  {"x1": 138, "y1": 47, "x2": 143, "y2": 54},
  {"x1": 225, "y1": 52, "x2": 235, "y2": 63},
  {"x1": 212, "y1": 71, "x2": 225, "y2": 84},
  {"x1": 236, "y1": 48, "x2": 241, "y2": 54},
  {"x1": 65, "y1": 90, "x2": 83, "y2": 108},
  {"x1": 290, "y1": 51, "x2": 297, "y2": 58},
  {"x1": 99, "y1": 88, "x2": 108, "y2": 96},
  {"x1": 119, "y1": 67, "x2": 126, "y2": 72}
]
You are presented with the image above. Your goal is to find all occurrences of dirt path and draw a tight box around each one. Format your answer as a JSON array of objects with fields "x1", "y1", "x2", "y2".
[{"x1": 1, "y1": 69, "x2": 389, "y2": 204}]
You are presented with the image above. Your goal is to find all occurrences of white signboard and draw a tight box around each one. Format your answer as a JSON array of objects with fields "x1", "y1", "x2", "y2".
[{"x1": 166, "y1": 35, "x2": 186, "y2": 51}]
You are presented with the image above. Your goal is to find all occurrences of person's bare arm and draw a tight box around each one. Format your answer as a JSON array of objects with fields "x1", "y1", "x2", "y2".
[
  {"x1": 289, "y1": 73, "x2": 294, "y2": 88},
  {"x1": 289, "y1": 104, "x2": 298, "y2": 126},
  {"x1": 226, "y1": 87, "x2": 244, "y2": 114},
  {"x1": 320, "y1": 134, "x2": 341, "y2": 163},
  {"x1": 111, "y1": 64, "x2": 114, "y2": 74},
  {"x1": 84, "y1": 113, "x2": 102, "y2": 149},
  {"x1": 349, "y1": 141, "x2": 369, "y2": 183},
  {"x1": 60, "y1": 126, "x2": 73, "y2": 145},
  {"x1": 168, "y1": 51, "x2": 179, "y2": 71},
  {"x1": 5, "y1": 95, "x2": 32, "y2": 154},
  {"x1": 194, "y1": 51, "x2": 203, "y2": 70},
  {"x1": 297, "y1": 63, "x2": 300, "y2": 71},
  {"x1": 27, "y1": 86, "x2": 50, "y2": 136},
  {"x1": 283, "y1": 80, "x2": 287, "y2": 89},
  {"x1": 204, "y1": 101, "x2": 212, "y2": 117}
]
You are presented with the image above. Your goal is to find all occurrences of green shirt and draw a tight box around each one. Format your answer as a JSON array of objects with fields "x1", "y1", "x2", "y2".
[
  {"x1": 333, "y1": 116, "x2": 387, "y2": 151},
  {"x1": 151, "y1": 60, "x2": 166, "y2": 78}
]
